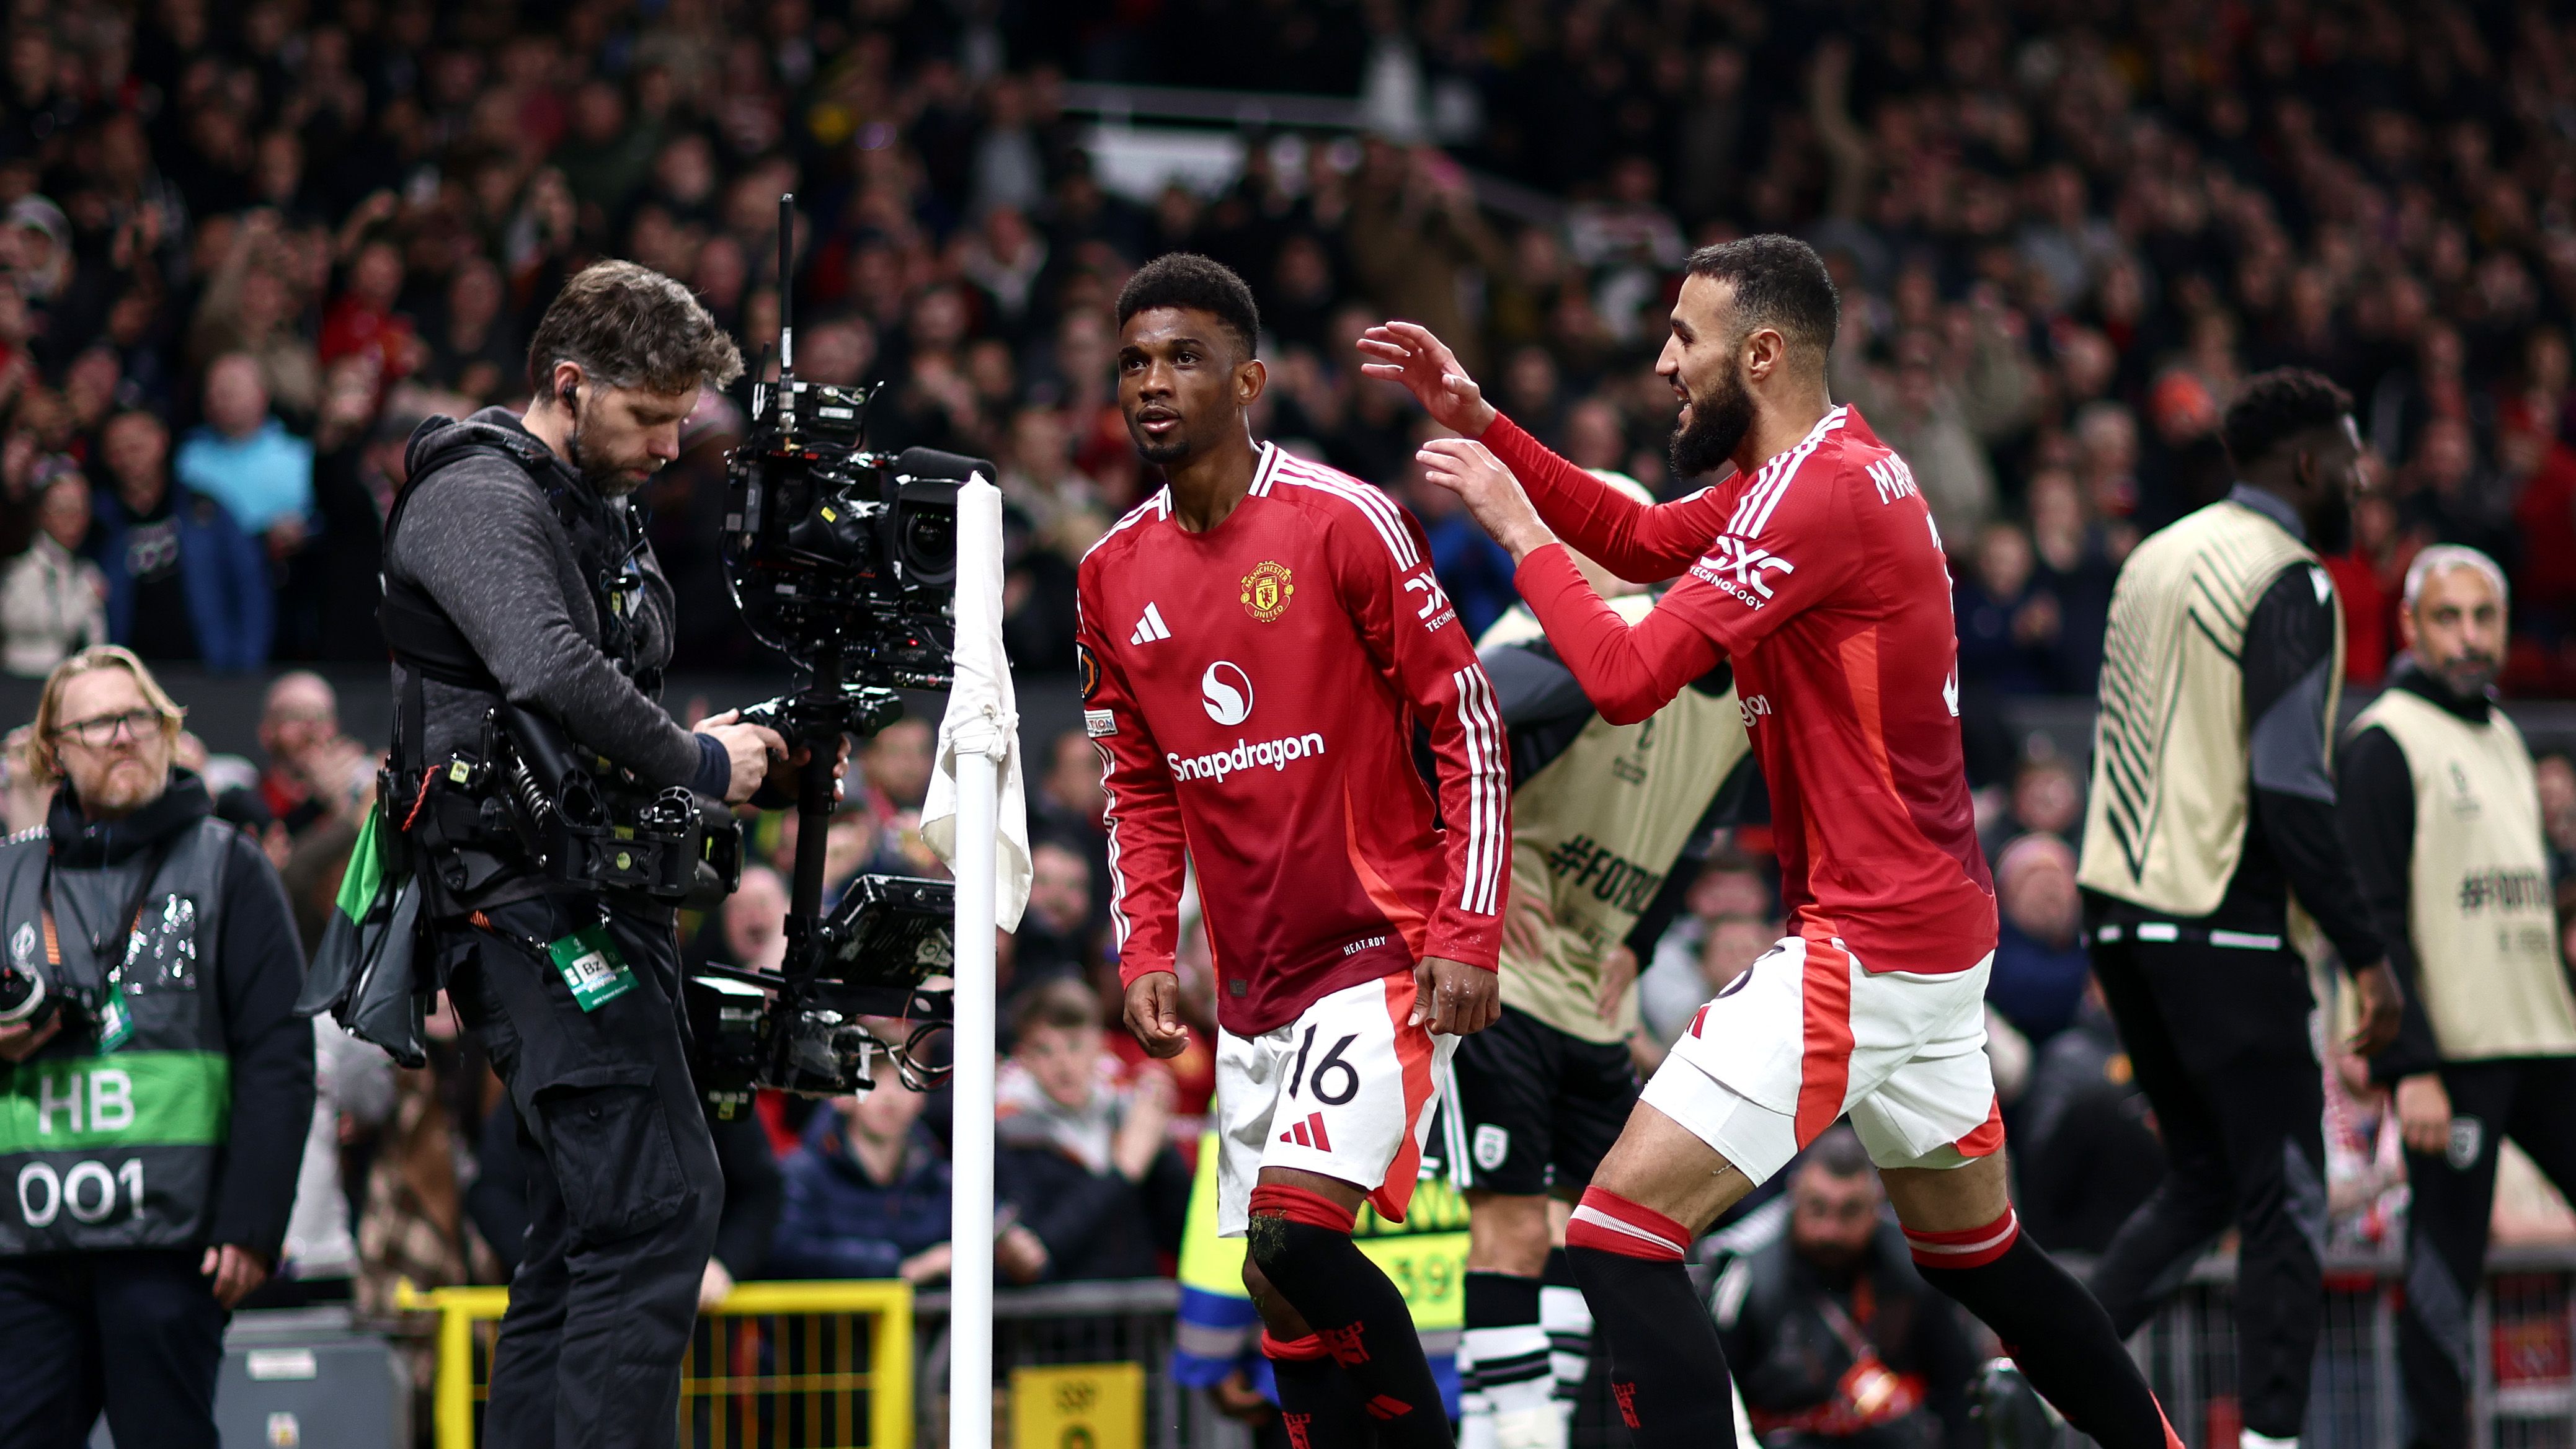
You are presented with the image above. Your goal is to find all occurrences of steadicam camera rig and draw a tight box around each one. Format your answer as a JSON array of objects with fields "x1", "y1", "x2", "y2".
[{"x1": 684, "y1": 195, "x2": 992, "y2": 1115}]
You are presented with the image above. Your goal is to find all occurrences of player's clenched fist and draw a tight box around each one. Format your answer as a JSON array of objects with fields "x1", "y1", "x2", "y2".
[
  {"x1": 1122, "y1": 970, "x2": 1191, "y2": 1058},
  {"x1": 1411, "y1": 955, "x2": 1501, "y2": 1035}
]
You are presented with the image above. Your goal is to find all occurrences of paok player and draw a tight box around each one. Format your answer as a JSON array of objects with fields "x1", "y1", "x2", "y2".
[
  {"x1": 1360, "y1": 236, "x2": 2182, "y2": 1449},
  {"x1": 1080, "y1": 253, "x2": 1508, "y2": 1448}
]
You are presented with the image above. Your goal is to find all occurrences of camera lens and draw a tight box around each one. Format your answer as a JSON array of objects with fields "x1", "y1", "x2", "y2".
[{"x1": 900, "y1": 506, "x2": 955, "y2": 582}]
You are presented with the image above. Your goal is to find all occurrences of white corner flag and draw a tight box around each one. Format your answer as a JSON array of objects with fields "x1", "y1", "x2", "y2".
[
  {"x1": 922, "y1": 472, "x2": 1031, "y2": 931},
  {"x1": 919, "y1": 470, "x2": 1024, "y2": 1449}
]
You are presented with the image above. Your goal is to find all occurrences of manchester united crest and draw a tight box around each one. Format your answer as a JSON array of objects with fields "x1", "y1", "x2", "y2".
[{"x1": 1240, "y1": 560, "x2": 1295, "y2": 622}]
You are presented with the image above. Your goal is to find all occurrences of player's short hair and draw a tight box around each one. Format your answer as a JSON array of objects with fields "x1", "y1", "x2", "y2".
[
  {"x1": 1801, "y1": 1124, "x2": 1873, "y2": 1180},
  {"x1": 1010, "y1": 977, "x2": 1102, "y2": 1040},
  {"x1": 1116, "y1": 252, "x2": 1261, "y2": 360},
  {"x1": 1684, "y1": 235, "x2": 1841, "y2": 361},
  {"x1": 2219, "y1": 368, "x2": 2353, "y2": 470},
  {"x1": 2402, "y1": 543, "x2": 2510, "y2": 615},
  {"x1": 527, "y1": 259, "x2": 745, "y2": 397}
]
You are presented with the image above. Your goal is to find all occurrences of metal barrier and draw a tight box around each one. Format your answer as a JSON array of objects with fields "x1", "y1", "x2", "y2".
[
  {"x1": 913, "y1": 1278, "x2": 1236, "y2": 1449},
  {"x1": 404, "y1": 1249, "x2": 2576, "y2": 1448},
  {"x1": 396, "y1": 1280, "x2": 913, "y2": 1449},
  {"x1": 2114, "y1": 1246, "x2": 2576, "y2": 1449}
]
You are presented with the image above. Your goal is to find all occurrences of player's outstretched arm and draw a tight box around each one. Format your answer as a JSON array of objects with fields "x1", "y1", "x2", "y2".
[
  {"x1": 1361, "y1": 320, "x2": 1725, "y2": 578},
  {"x1": 1418, "y1": 438, "x2": 1722, "y2": 724}
]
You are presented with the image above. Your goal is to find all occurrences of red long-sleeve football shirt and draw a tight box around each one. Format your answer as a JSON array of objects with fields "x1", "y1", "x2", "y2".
[
  {"x1": 1078, "y1": 443, "x2": 1508, "y2": 1037},
  {"x1": 1484, "y1": 406, "x2": 1997, "y2": 975}
]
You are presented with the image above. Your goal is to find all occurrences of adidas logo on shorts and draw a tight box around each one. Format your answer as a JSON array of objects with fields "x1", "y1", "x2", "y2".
[{"x1": 1278, "y1": 1112, "x2": 1333, "y2": 1151}]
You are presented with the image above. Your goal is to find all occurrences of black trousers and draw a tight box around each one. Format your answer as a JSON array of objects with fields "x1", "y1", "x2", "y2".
[
  {"x1": 450, "y1": 893, "x2": 724, "y2": 1449},
  {"x1": 0, "y1": 1249, "x2": 229, "y2": 1448},
  {"x1": 2399, "y1": 1055, "x2": 2576, "y2": 1449},
  {"x1": 2086, "y1": 933, "x2": 2329, "y2": 1440}
]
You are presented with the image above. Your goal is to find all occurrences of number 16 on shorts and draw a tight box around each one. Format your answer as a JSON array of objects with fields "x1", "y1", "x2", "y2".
[{"x1": 1214, "y1": 970, "x2": 1452, "y2": 1235}]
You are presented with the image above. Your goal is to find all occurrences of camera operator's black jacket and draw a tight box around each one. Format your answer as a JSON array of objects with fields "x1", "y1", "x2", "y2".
[{"x1": 384, "y1": 409, "x2": 728, "y2": 902}]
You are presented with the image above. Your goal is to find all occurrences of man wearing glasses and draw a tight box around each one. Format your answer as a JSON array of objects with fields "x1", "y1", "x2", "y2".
[{"x1": 0, "y1": 645, "x2": 315, "y2": 1448}]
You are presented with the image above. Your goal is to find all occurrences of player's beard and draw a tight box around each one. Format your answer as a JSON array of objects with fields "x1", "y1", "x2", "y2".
[
  {"x1": 1669, "y1": 355, "x2": 1755, "y2": 479},
  {"x1": 1133, "y1": 428, "x2": 1193, "y2": 466},
  {"x1": 566, "y1": 397, "x2": 655, "y2": 495},
  {"x1": 2430, "y1": 647, "x2": 2500, "y2": 701}
]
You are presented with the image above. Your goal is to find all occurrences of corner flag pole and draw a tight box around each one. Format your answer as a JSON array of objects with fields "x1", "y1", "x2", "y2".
[
  {"x1": 951, "y1": 732, "x2": 998, "y2": 1449},
  {"x1": 943, "y1": 474, "x2": 1009, "y2": 1449}
]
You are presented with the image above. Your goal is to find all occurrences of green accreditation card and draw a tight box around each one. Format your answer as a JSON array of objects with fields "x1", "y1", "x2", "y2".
[
  {"x1": 96, "y1": 978, "x2": 133, "y2": 1053},
  {"x1": 547, "y1": 925, "x2": 636, "y2": 1012}
]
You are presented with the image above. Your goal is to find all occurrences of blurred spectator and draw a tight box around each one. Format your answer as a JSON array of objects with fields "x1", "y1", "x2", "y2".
[
  {"x1": 91, "y1": 409, "x2": 271, "y2": 671},
  {"x1": 1710, "y1": 1127, "x2": 1978, "y2": 1447},
  {"x1": 1986, "y1": 835, "x2": 2091, "y2": 1047},
  {"x1": 2017, "y1": 982, "x2": 2164, "y2": 1256},
  {"x1": 0, "y1": 725, "x2": 46, "y2": 835},
  {"x1": 0, "y1": 468, "x2": 104, "y2": 675},
  {"x1": 2002, "y1": 756, "x2": 2084, "y2": 851},
  {"x1": 2321, "y1": 1035, "x2": 2409, "y2": 1253},
  {"x1": 174, "y1": 352, "x2": 314, "y2": 547},
  {"x1": 1032, "y1": 728, "x2": 1111, "y2": 924},
  {"x1": 2541, "y1": 751, "x2": 2576, "y2": 884},
  {"x1": 2025, "y1": 467, "x2": 2116, "y2": 691},
  {"x1": 269, "y1": 1016, "x2": 394, "y2": 1306},
  {"x1": 254, "y1": 671, "x2": 343, "y2": 838},
  {"x1": 710, "y1": 864, "x2": 791, "y2": 975},
  {"x1": 859, "y1": 716, "x2": 934, "y2": 816},
  {"x1": 1006, "y1": 838, "x2": 1096, "y2": 1015},
  {"x1": 1954, "y1": 522, "x2": 2056, "y2": 696},
  {"x1": 1406, "y1": 423, "x2": 1521, "y2": 637},
  {"x1": 768, "y1": 1082, "x2": 956, "y2": 1284},
  {"x1": 993, "y1": 980, "x2": 1189, "y2": 1282},
  {"x1": 1641, "y1": 910, "x2": 1771, "y2": 1049}
]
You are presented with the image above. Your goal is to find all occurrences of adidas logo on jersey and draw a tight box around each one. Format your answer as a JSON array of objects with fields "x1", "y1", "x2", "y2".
[
  {"x1": 1278, "y1": 1112, "x2": 1333, "y2": 1151},
  {"x1": 1129, "y1": 602, "x2": 1172, "y2": 645}
]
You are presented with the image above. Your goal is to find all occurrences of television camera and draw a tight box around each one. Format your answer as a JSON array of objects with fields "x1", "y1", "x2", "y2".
[{"x1": 684, "y1": 193, "x2": 993, "y2": 1117}]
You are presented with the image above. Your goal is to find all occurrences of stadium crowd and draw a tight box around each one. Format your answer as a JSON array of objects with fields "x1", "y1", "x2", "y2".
[{"x1": 6, "y1": 0, "x2": 2576, "y2": 1438}]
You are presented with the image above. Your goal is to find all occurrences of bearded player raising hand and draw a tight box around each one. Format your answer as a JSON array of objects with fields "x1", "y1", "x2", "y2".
[
  {"x1": 1360, "y1": 236, "x2": 2183, "y2": 1449},
  {"x1": 1079, "y1": 254, "x2": 1508, "y2": 1448}
]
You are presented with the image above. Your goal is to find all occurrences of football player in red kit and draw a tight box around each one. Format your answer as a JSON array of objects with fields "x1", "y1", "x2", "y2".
[
  {"x1": 1361, "y1": 236, "x2": 2183, "y2": 1449},
  {"x1": 1080, "y1": 253, "x2": 1508, "y2": 1448}
]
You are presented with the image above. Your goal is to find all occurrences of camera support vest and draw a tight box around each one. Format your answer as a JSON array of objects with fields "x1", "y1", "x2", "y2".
[{"x1": 0, "y1": 817, "x2": 236, "y2": 1254}]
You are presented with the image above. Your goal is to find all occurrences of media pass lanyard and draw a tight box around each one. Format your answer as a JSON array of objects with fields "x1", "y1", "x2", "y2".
[{"x1": 40, "y1": 837, "x2": 180, "y2": 1052}]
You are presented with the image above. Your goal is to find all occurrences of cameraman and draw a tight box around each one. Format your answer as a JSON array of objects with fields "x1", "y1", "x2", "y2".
[
  {"x1": 380, "y1": 260, "x2": 788, "y2": 1449},
  {"x1": 0, "y1": 646, "x2": 314, "y2": 1447}
]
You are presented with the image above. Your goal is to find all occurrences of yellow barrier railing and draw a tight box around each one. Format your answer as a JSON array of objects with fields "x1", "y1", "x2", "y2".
[{"x1": 397, "y1": 1278, "x2": 915, "y2": 1449}]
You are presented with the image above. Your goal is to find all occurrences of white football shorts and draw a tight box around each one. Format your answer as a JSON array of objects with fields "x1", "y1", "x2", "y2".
[
  {"x1": 1640, "y1": 928, "x2": 2004, "y2": 1184},
  {"x1": 1215, "y1": 969, "x2": 1457, "y2": 1236}
]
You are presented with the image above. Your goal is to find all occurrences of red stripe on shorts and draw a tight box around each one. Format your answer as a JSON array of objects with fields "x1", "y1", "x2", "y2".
[
  {"x1": 1370, "y1": 971, "x2": 1436, "y2": 1223},
  {"x1": 1954, "y1": 1097, "x2": 2006, "y2": 1158},
  {"x1": 1793, "y1": 935, "x2": 1857, "y2": 1148}
]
